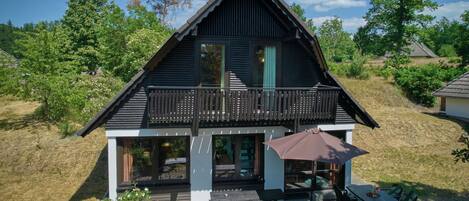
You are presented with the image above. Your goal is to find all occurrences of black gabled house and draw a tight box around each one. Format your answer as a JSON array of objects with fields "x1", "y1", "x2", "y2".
[{"x1": 76, "y1": 0, "x2": 378, "y2": 200}]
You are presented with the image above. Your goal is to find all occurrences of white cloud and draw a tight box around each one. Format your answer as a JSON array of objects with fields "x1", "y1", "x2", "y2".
[
  {"x1": 312, "y1": 16, "x2": 366, "y2": 33},
  {"x1": 290, "y1": 0, "x2": 367, "y2": 12},
  {"x1": 423, "y1": 1, "x2": 469, "y2": 22}
]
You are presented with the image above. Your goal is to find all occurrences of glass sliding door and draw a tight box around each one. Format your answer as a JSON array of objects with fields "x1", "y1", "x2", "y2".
[
  {"x1": 200, "y1": 43, "x2": 226, "y2": 87},
  {"x1": 118, "y1": 137, "x2": 190, "y2": 186},
  {"x1": 213, "y1": 134, "x2": 263, "y2": 182}
]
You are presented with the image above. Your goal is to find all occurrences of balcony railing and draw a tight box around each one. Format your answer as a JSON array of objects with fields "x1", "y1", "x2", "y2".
[{"x1": 148, "y1": 86, "x2": 340, "y2": 134}]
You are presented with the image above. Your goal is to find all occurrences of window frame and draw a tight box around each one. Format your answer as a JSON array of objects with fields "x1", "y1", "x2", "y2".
[{"x1": 195, "y1": 39, "x2": 230, "y2": 87}]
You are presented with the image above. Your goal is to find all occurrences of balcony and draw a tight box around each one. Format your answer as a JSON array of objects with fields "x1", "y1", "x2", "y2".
[{"x1": 147, "y1": 85, "x2": 341, "y2": 135}]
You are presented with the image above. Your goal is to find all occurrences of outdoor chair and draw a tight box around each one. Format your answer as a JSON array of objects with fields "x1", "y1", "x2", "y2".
[
  {"x1": 399, "y1": 191, "x2": 418, "y2": 201},
  {"x1": 382, "y1": 184, "x2": 403, "y2": 200},
  {"x1": 333, "y1": 185, "x2": 358, "y2": 201}
]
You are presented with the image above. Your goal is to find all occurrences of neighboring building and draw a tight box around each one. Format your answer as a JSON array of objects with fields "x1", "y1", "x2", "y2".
[
  {"x1": 385, "y1": 41, "x2": 438, "y2": 58},
  {"x1": 433, "y1": 72, "x2": 469, "y2": 120},
  {"x1": 76, "y1": 0, "x2": 379, "y2": 200},
  {"x1": 0, "y1": 48, "x2": 18, "y2": 68}
]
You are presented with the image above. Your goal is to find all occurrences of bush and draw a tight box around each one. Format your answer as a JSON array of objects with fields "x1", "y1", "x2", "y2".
[
  {"x1": 438, "y1": 44, "x2": 457, "y2": 57},
  {"x1": 393, "y1": 64, "x2": 467, "y2": 107},
  {"x1": 345, "y1": 53, "x2": 370, "y2": 80},
  {"x1": 0, "y1": 67, "x2": 22, "y2": 95},
  {"x1": 111, "y1": 188, "x2": 151, "y2": 201},
  {"x1": 58, "y1": 121, "x2": 78, "y2": 138},
  {"x1": 384, "y1": 53, "x2": 410, "y2": 69}
]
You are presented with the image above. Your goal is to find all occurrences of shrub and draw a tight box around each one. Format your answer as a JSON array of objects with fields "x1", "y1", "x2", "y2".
[
  {"x1": 393, "y1": 64, "x2": 467, "y2": 107},
  {"x1": 384, "y1": 53, "x2": 410, "y2": 69},
  {"x1": 0, "y1": 66, "x2": 22, "y2": 95},
  {"x1": 345, "y1": 53, "x2": 370, "y2": 80},
  {"x1": 113, "y1": 188, "x2": 151, "y2": 201},
  {"x1": 58, "y1": 121, "x2": 77, "y2": 138},
  {"x1": 438, "y1": 44, "x2": 457, "y2": 57}
]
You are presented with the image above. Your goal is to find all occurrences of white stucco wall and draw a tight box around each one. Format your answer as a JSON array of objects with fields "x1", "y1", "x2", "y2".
[
  {"x1": 105, "y1": 124, "x2": 355, "y2": 201},
  {"x1": 446, "y1": 97, "x2": 469, "y2": 119}
]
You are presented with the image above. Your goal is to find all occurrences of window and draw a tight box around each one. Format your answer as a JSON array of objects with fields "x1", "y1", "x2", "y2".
[
  {"x1": 284, "y1": 132, "x2": 345, "y2": 191},
  {"x1": 213, "y1": 135, "x2": 263, "y2": 182},
  {"x1": 200, "y1": 44, "x2": 225, "y2": 87},
  {"x1": 252, "y1": 45, "x2": 276, "y2": 88},
  {"x1": 119, "y1": 137, "x2": 189, "y2": 185}
]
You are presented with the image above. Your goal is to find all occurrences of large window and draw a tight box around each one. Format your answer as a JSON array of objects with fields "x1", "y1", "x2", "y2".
[
  {"x1": 200, "y1": 43, "x2": 225, "y2": 87},
  {"x1": 118, "y1": 137, "x2": 189, "y2": 185},
  {"x1": 213, "y1": 135, "x2": 263, "y2": 182},
  {"x1": 284, "y1": 132, "x2": 345, "y2": 191}
]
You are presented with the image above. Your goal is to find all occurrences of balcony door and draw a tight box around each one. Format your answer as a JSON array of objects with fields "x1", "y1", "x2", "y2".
[
  {"x1": 200, "y1": 43, "x2": 226, "y2": 88},
  {"x1": 253, "y1": 45, "x2": 277, "y2": 89}
]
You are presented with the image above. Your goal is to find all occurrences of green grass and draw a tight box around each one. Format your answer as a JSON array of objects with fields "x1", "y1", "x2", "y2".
[{"x1": 339, "y1": 76, "x2": 469, "y2": 200}]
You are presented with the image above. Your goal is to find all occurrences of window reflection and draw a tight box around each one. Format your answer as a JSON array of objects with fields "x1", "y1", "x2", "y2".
[
  {"x1": 200, "y1": 44, "x2": 225, "y2": 87},
  {"x1": 213, "y1": 135, "x2": 263, "y2": 181},
  {"x1": 120, "y1": 137, "x2": 189, "y2": 185}
]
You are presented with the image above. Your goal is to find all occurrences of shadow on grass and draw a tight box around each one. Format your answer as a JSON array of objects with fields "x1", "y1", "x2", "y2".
[
  {"x1": 375, "y1": 180, "x2": 469, "y2": 201},
  {"x1": 70, "y1": 146, "x2": 108, "y2": 201},
  {"x1": 423, "y1": 112, "x2": 469, "y2": 134},
  {"x1": 0, "y1": 113, "x2": 41, "y2": 130}
]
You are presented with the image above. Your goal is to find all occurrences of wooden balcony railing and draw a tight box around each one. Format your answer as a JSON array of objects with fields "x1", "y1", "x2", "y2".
[{"x1": 148, "y1": 86, "x2": 340, "y2": 135}]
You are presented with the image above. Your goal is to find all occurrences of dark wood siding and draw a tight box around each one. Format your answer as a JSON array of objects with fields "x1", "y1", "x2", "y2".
[
  {"x1": 105, "y1": 0, "x2": 356, "y2": 129},
  {"x1": 198, "y1": 0, "x2": 287, "y2": 38}
]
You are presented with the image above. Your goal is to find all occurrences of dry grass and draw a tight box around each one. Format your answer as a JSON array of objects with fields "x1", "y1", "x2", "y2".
[
  {"x1": 366, "y1": 57, "x2": 455, "y2": 68},
  {"x1": 339, "y1": 77, "x2": 469, "y2": 200},
  {"x1": 0, "y1": 96, "x2": 107, "y2": 201}
]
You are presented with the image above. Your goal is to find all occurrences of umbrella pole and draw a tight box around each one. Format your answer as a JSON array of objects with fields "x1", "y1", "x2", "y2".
[{"x1": 310, "y1": 161, "x2": 317, "y2": 201}]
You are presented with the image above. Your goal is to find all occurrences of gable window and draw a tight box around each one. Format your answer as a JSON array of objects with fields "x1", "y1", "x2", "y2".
[
  {"x1": 200, "y1": 44, "x2": 226, "y2": 87},
  {"x1": 253, "y1": 45, "x2": 276, "y2": 88}
]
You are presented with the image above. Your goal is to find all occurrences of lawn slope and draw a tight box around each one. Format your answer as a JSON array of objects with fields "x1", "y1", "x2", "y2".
[
  {"x1": 340, "y1": 77, "x2": 469, "y2": 200},
  {"x1": 0, "y1": 96, "x2": 107, "y2": 201}
]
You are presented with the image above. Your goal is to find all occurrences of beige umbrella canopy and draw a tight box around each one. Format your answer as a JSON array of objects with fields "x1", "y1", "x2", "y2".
[{"x1": 265, "y1": 128, "x2": 368, "y2": 164}]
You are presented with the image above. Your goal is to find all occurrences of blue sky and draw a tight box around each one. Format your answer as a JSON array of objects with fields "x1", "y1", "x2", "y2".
[{"x1": 1, "y1": 0, "x2": 468, "y2": 33}]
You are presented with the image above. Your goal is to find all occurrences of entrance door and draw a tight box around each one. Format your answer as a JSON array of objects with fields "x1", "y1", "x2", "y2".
[{"x1": 253, "y1": 45, "x2": 277, "y2": 89}]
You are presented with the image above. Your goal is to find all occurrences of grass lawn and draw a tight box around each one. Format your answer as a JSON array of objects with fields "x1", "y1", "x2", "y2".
[
  {"x1": 0, "y1": 96, "x2": 107, "y2": 201},
  {"x1": 340, "y1": 76, "x2": 469, "y2": 200}
]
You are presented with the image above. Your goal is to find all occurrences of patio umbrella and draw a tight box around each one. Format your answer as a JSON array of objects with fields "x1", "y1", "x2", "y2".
[{"x1": 264, "y1": 128, "x2": 369, "y2": 200}]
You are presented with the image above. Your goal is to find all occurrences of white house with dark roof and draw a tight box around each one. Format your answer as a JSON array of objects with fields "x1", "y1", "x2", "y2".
[{"x1": 433, "y1": 72, "x2": 469, "y2": 120}]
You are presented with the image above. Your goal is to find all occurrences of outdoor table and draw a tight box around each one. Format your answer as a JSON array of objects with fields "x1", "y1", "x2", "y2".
[{"x1": 346, "y1": 184, "x2": 397, "y2": 201}]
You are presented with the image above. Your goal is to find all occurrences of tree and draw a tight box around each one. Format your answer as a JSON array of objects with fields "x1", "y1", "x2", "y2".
[
  {"x1": 116, "y1": 28, "x2": 168, "y2": 81},
  {"x1": 0, "y1": 21, "x2": 18, "y2": 56},
  {"x1": 318, "y1": 17, "x2": 356, "y2": 62},
  {"x1": 145, "y1": 0, "x2": 192, "y2": 23},
  {"x1": 455, "y1": 11, "x2": 469, "y2": 66},
  {"x1": 290, "y1": 3, "x2": 316, "y2": 32},
  {"x1": 63, "y1": 0, "x2": 107, "y2": 72},
  {"x1": 15, "y1": 24, "x2": 77, "y2": 121},
  {"x1": 358, "y1": 0, "x2": 438, "y2": 56}
]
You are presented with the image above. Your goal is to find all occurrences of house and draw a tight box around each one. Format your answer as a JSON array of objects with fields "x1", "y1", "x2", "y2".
[
  {"x1": 433, "y1": 72, "x2": 469, "y2": 120},
  {"x1": 385, "y1": 41, "x2": 438, "y2": 58},
  {"x1": 76, "y1": 0, "x2": 379, "y2": 200}
]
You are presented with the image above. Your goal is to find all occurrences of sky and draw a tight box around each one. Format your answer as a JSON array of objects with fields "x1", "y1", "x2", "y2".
[{"x1": 0, "y1": 0, "x2": 468, "y2": 33}]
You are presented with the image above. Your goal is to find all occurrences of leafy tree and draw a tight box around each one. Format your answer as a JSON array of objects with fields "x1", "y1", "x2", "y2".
[
  {"x1": 0, "y1": 21, "x2": 18, "y2": 56},
  {"x1": 437, "y1": 44, "x2": 457, "y2": 57},
  {"x1": 116, "y1": 28, "x2": 168, "y2": 81},
  {"x1": 63, "y1": 0, "x2": 107, "y2": 72},
  {"x1": 455, "y1": 11, "x2": 469, "y2": 66},
  {"x1": 290, "y1": 3, "x2": 316, "y2": 32},
  {"x1": 15, "y1": 24, "x2": 77, "y2": 121},
  {"x1": 318, "y1": 17, "x2": 356, "y2": 62},
  {"x1": 417, "y1": 17, "x2": 460, "y2": 56},
  {"x1": 359, "y1": 0, "x2": 438, "y2": 56},
  {"x1": 354, "y1": 25, "x2": 387, "y2": 56}
]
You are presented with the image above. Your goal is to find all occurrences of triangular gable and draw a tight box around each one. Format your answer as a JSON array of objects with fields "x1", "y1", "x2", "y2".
[{"x1": 76, "y1": 0, "x2": 378, "y2": 137}]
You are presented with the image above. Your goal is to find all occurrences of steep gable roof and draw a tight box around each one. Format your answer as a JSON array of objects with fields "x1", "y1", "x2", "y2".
[
  {"x1": 433, "y1": 72, "x2": 469, "y2": 99},
  {"x1": 76, "y1": 0, "x2": 379, "y2": 137}
]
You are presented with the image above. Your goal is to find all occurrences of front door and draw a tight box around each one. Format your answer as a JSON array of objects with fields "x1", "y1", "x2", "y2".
[{"x1": 253, "y1": 45, "x2": 277, "y2": 89}]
